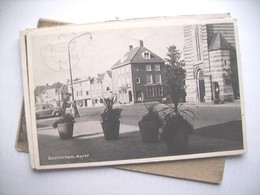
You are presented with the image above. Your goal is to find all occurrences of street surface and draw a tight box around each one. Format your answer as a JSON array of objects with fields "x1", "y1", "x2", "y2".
[
  {"x1": 36, "y1": 102, "x2": 242, "y2": 130},
  {"x1": 35, "y1": 101, "x2": 244, "y2": 166}
]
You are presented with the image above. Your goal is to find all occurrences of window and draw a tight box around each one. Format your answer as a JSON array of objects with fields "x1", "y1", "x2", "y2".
[
  {"x1": 146, "y1": 74, "x2": 153, "y2": 84},
  {"x1": 86, "y1": 91, "x2": 89, "y2": 95},
  {"x1": 223, "y1": 59, "x2": 229, "y2": 69},
  {"x1": 106, "y1": 87, "x2": 110, "y2": 91},
  {"x1": 158, "y1": 86, "x2": 163, "y2": 96},
  {"x1": 143, "y1": 51, "x2": 151, "y2": 59},
  {"x1": 136, "y1": 77, "x2": 140, "y2": 84},
  {"x1": 155, "y1": 74, "x2": 162, "y2": 83},
  {"x1": 146, "y1": 65, "x2": 152, "y2": 71},
  {"x1": 118, "y1": 78, "x2": 121, "y2": 87},
  {"x1": 80, "y1": 90, "x2": 82, "y2": 96},
  {"x1": 195, "y1": 25, "x2": 202, "y2": 61},
  {"x1": 146, "y1": 86, "x2": 163, "y2": 97},
  {"x1": 126, "y1": 77, "x2": 130, "y2": 85},
  {"x1": 147, "y1": 86, "x2": 154, "y2": 97},
  {"x1": 155, "y1": 65, "x2": 160, "y2": 71}
]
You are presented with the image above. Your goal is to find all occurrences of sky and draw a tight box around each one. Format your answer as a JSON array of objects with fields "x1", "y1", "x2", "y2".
[{"x1": 27, "y1": 19, "x2": 185, "y2": 87}]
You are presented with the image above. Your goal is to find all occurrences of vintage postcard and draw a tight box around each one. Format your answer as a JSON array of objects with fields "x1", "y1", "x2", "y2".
[
  {"x1": 20, "y1": 15, "x2": 246, "y2": 170},
  {"x1": 15, "y1": 17, "x2": 225, "y2": 183}
]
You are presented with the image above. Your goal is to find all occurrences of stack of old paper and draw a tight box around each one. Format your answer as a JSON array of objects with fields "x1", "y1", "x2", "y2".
[{"x1": 17, "y1": 14, "x2": 246, "y2": 184}]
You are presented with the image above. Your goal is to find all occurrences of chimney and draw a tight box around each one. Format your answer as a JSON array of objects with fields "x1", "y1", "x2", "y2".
[
  {"x1": 140, "y1": 40, "x2": 144, "y2": 47},
  {"x1": 129, "y1": 45, "x2": 133, "y2": 51}
]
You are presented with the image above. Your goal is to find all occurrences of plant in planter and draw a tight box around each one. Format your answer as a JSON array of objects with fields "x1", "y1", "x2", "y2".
[
  {"x1": 160, "y1": 81, "x2": 195, "y2": 154},
  {"x1": 161, "y1": 105, "x2": 194, "y2": 155},
  {"x1": 138, "y1": 102, "x2": 162, "y2": 143},
  {"x1": 52, "y1": 100, "x2": 75, "y2": 139},
  {"x1": 161, "y1": 46, "x2": 195, "y2": 154},
  {"x1": 100, "y1": 96, "x2": 122, "y2": 140}
]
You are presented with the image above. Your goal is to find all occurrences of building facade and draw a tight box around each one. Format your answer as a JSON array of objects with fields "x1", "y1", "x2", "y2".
[
  {"x1": 34, "y1": 82, "x2": 63, "y2": 106},
  {"x1": 183, "y1": 23, "x2": 238, "y2": 103},
  {"x1": 90, "y1": 71, "x2": 113, "y2": 106},
  {"x1": 67, "y1": 78, "x2": 92, "y2": 107},
  {"x1": 111, "y1": 41, "x2": 165, "y2": 104}
]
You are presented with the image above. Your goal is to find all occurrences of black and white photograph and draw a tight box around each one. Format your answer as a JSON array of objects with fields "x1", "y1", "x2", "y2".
[{"x1": 23, "y1": 17, "x2": 246, "y2": 169}]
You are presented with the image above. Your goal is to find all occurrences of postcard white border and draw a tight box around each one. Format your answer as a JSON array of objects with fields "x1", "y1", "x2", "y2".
[{"x1": 22, "y1": 15, "x2": 246, "y2": 170}]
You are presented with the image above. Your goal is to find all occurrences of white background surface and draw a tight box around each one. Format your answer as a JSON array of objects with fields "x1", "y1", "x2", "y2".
[{"x1": 0, "y1": 0, "x2": 260, "y2": 194}]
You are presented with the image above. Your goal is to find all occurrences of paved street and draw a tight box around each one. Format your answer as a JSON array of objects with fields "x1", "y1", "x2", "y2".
[
  {"x1": 36, "y1": 101, "x2": 244, "y2": 166},
  {"x1": 37, "y1": 101, "x2": 242, "y2": 130}
]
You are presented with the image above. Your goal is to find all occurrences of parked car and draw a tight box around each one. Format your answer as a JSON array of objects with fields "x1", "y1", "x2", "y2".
[{"x1": 35, "y1": 104, "x2": 61, "y2": 119}]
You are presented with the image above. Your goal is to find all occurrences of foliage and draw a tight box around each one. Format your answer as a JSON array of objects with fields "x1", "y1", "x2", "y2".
[
  {"x1": 100, "y1": 96, "x2": 122, "y2": 122},
  {"x1": 164, "y1": 45, "x2": 186, "y2": 104},
  {"x1": 52, "y1": 113, "x2": 75, "y2": 128},
  {"x1": 119, "y1": 83, "x2": 130, "y2": 94},
  {"x1": 160, "y1": 45, "x2": 195, "y2": 134},
  {"x1": 140, "y1": 102, "x2": 162, "y2": 127},
  {"x1": 165, "y1": 45, "x2": 185, "y2": 68}
]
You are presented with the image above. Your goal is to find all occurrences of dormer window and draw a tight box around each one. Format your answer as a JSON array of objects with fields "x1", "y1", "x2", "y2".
[{"x1": 143, "y1": 51, "x2": 151, "y2": 59}]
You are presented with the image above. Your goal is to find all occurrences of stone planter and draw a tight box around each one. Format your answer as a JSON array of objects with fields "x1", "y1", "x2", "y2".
[
  {"x1": 101, "y1": 120, "x2": 120, "y2": 140},
  {"x1": 57, "y1": 123, "x2": 74, "y2": 139},
  {"x1": 138, "y1": 121, "x2": 160, "y2": 143}
]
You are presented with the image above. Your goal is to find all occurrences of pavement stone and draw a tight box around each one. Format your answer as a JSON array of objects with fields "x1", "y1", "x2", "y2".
[{"x1": 37, "y1": 120, "x2": 244, "y2": 166}]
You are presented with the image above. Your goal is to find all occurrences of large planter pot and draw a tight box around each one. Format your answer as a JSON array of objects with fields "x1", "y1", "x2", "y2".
[
  {"x1": 57, "y1": 123, "x2": 74, "y2": 139},
  {"x1": 164, "y1": 119, "x2": 192, "y2": 155},
  {"x1": 101, "y1": 120, "x2": 120, "y2": 140},
  {"x1": 138, "y1": 121, "x2": 160, "y2": 143}
]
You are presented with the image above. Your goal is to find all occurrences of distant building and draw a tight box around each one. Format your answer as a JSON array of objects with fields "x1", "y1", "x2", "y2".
[
  {"x1": 111, "y1": 41, "x2": 165, "y2": 104},
  {"x1": 67, "y1": 78, "x2": 92, "y2": 107},
  {"x1": 34, "y1": 82, "x2": 64, "y2": 106},
  {"x1": 183, "y1": 23, "x2": 238, "y2": 103},
  {"x1": 90, "y1": 71, "x2": 113, "y2": 106},
  {"x1": 100, "y1": 71, "x2": 113, "y2": 98}
]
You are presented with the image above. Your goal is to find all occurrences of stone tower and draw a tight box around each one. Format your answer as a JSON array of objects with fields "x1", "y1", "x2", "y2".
[{"x1": 183, "y1": 23, "x2": 237, "y2": 103}]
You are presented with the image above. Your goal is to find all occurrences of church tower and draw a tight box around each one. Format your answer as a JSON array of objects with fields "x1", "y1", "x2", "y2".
[{"x1": 183, "y1": 23, "x2": 237, "y2": 103}]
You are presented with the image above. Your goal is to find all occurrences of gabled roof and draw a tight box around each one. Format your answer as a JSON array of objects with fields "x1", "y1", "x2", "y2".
[
  {"x1": 60, "y1": 85, "x2": 68, "y2": 94},
  {"x1": 97, "y1": 73, "x2": 105, "y2": 83},
  {"x1": 208, "y1": 32, "x2": 231, "y2": 51},
  {"x1": 106, "y1": 70, "x2": 112, "y2": 78},
  {"x1": 50, "y1": 82, "x2": 63, "y2": 89},
  {"x1": 35, "y1": 82, "x2": 65, "y2": 95},
  {"x1": 34, "y1": 85, "x2": 47, "y2": 96},
  {"x1": 112, "y1": 46, "x2": 165, "y2": 69}
]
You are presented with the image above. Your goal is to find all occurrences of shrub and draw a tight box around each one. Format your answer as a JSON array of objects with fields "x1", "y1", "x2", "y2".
[
  {"x1": 100, "y1": 95, "x2": 122, "y2": 122},
  {"x1": 52, "y1": 113, "x2": 75, "y2": 128},
  {"x1": 140, "y1": 102, "x2": 162, "y2": 127}
]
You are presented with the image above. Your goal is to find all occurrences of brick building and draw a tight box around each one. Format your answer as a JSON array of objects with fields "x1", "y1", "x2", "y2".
[{"x1": 111, "y1": 41, "x2": 165, "y2": 103}]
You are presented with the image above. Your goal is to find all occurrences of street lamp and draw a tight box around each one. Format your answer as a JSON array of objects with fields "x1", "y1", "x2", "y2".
[{"x1": 68, "y1": 32, "x2": 93, "y2": 116}]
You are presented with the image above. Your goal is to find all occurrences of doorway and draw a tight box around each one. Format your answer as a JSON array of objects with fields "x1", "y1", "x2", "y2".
[
  {"x1": 197, "y1": 70, "x2": 205, "y2": 102},
  {"x1": 136, "y1": 90, "x2": 142, "y2": 102},
  {"x1": 128, "y1": 91, "x2": 132, "y2": 102}
]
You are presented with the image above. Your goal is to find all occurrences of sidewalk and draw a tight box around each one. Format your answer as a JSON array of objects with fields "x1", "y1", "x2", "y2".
[
  {"x1": 185, "y1": 99, "x2": 241, "y2": 107},
  {"x1": 37, "y1": 120, "x2": 244, "y2": 166}
]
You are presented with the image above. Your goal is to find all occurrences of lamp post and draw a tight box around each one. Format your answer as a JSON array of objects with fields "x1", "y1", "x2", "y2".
[{"x1": 68, "y1": 32, "x2": 92, "y2": 117}]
